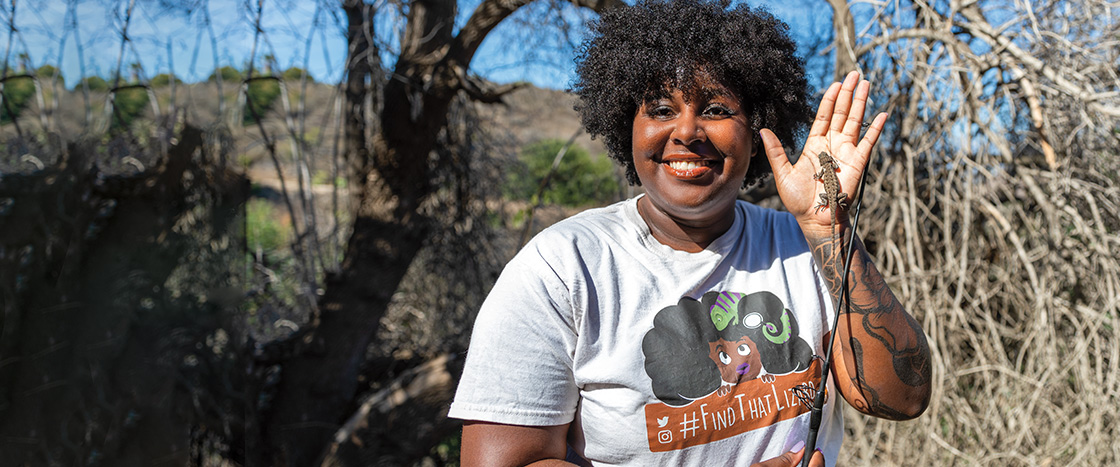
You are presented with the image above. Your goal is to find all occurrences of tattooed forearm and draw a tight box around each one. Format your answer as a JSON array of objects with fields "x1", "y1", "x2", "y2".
[
  {"x1": 808, "y1": 228, "x2": 932, "y2": 419},
  {"x1": 856, "y1": 260, "x2": 931, "y2": 387},
  {"x1": 812, "y1": 235, "x2": 846, "y2": 294},
  {"x1": 848, "y1": 339, "x2": 918, "y2": 420}
]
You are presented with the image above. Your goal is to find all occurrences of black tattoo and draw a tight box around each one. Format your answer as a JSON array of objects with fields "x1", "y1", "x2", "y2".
[{"x1": 849, "y1": 339, "x2": 916, "y2": 421}]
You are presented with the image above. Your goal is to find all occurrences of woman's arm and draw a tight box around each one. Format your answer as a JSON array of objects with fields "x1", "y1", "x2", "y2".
[
  {"x1": 761, "y1": 71, "x2": 932, "y2": 420},
  {"x1": 460, "y1": 421, "x2": 574, "y2": 467},
  {"x1": 808, "y1": 228, "x2": 931, "y2": 419}
]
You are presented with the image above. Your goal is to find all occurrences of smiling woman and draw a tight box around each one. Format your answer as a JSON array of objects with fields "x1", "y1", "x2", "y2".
[
  {"x1": 570, "y1": 0, "x2": 813, "y2": 189},
  {"x1": 449, "y1": 0, "x2": 931, "y2": 465}
]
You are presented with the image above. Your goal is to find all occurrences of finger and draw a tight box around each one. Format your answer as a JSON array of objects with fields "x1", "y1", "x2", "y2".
[
  {"x1": 853, "y1": 112, "x2": 888, "y2": 165},
  {"x1": 808, "y1": 82, "x2": 841, "y2": 139},
  {"x1": 760, "y1": 128, "x2": 793, "y2": 179},
  {"x1": 841, "y1": 79, "x2": 871, "y2": 140},
  {"x1": 829, "y1": 71, "x2": 860, "y2": 135},
  {"x1": 808, "y1": 448, "x2": 826, "y2": 467}
]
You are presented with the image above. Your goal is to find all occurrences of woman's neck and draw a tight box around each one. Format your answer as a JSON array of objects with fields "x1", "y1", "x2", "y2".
[{"x1": 636, "y1": 195, "x2": 735, "y2": 253}]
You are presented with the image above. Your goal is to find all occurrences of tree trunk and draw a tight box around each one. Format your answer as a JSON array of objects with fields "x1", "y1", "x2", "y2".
[
  {"x1": 264, "y1": 0, "x2": 623, "y2": 463},
  {"x1": 264, "y1": 0, "x2": 456, "y2": 461},
  {"x1": 826, "y1": 0, "x2": 859, "y2": 80},
  {"x1": 341, "y1": 0, "x2": 375, "y2": 183},
  {"x1": 266, "y1": 195, "x2": 430, "y2": 466}
]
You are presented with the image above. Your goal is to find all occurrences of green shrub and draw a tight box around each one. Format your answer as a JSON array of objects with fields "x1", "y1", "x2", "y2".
[
  {"x1": 0, "y1": 75, "x2": 34, "y2": 123},
  {"x1": 246, "y1": 198, "x2": 290, "y2": 258},
  {"x1": 111, "y1": 87, "x2": 150, "y2": 129},
  {"x1": 150, "y1": 73, "x2": 182, "y2": 87},
  {"x1": 77, "y1": 76, "x2": 109, "y2": 92},
  {"x1": 208, "y1": 66, "x2": 242, "y2": 83},
  {"x1": 282, "y1": 67, "x2": 313, "y2": 83},
  {"x1": 312, "y1": 170, "x2": 346, "y2": 188},
  {"x1": 243, "y1": 78, "x2": 281, "y2": 125},
  {"x1": 507, "y1": 139, "x2": 621, "y2": 207},
  {"x1": 36, "y1": 65, "x2": 62, "y2": 86}
]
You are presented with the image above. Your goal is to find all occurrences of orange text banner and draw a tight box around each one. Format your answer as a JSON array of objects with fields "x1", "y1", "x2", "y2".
[{"x1": 644, "y1": 359, "x2": 823, "y2": 452}]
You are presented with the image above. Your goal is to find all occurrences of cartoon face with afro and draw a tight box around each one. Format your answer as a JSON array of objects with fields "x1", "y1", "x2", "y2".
[
  {"x1": 708, "y1": 335, "x2": 762, "y2": 385},
  {"x1": 642, "y1": 291, "x2": 816, "y2": 406}
]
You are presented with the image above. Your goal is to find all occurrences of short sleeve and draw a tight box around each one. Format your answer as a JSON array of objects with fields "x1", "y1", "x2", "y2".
[{"x1": 448, "y1": 240, "x2": 582, "y2": 426}]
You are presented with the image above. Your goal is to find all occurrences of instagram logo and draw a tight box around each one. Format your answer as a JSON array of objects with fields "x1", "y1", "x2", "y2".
[{"x1": 657, "y1": 430, "x2": 672, "y2": 444}]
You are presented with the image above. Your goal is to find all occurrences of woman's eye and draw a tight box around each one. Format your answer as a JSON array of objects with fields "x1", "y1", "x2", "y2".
[
  {"x1": 718, "y1": 351, "x2": 731, "y2": 365},
  {"x1": 737, "y1": 344, "x2": 751, "y2": 356},
  {"x1": 647, "y1": 105, "x2": 675, "y2": 118},
  {"x1": 704, "y1": 104, "x2": 734, "y2": 117}
]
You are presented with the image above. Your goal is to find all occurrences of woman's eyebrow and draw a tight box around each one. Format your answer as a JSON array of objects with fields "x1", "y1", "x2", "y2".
[{"x1": 698, "y1": 87, "x2": 735, "y2": 100}]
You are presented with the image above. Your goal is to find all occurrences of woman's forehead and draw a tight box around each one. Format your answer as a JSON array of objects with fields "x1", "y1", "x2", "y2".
[
  {"x1": 642, "y1": 79, "x2": 739, "y2": 103},
  {"x1": 642, "y1": 65, "x2": 738, "y2": 100}
]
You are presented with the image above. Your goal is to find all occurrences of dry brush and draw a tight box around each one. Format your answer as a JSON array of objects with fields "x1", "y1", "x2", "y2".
[{"x1": 836, "y1": 0, "x2": 1120, "y2": 464}]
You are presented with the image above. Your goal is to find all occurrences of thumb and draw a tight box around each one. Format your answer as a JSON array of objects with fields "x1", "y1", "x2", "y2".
[{"x1": 759, "y1": 128, "x2": 793, "y2": 181}]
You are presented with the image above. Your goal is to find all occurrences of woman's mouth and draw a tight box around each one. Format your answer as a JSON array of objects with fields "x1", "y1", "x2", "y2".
[
  {"x1": 664, "y1": 159, "x2": 715, "y2": 178},
  {"x1": 736, "y1": 362, "x2": 751, "y2": 375}
]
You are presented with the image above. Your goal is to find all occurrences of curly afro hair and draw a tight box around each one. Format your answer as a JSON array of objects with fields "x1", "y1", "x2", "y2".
[{"x1": 572, "y1": 0, "x2": 812, "y2": 186}]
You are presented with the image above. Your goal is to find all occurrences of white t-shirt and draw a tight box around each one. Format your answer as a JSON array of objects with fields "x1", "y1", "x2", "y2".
[{"x1": 450, "y1": 196, "x2": 844, "y2": 466}]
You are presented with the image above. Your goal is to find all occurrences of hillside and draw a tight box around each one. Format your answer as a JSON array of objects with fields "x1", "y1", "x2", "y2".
[
  {"x1": 483, "y1": 84, "x2": 608, "y2": 158},
  {"x1": 1, "y1": 78, "x2": 604, "y2": 163}
]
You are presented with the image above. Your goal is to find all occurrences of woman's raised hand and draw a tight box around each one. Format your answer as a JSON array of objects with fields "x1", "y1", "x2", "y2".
[{"x1": 759, "y1": 71, "x2": 888, "y2": 241}]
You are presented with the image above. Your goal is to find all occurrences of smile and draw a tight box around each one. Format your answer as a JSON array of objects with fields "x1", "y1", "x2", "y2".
[
  {"x1": 668, "y1": 160, "x2": 706, "y2": 170},
  {"x1": 663, "y1": 159, "x2": 716, "y2": 178}
]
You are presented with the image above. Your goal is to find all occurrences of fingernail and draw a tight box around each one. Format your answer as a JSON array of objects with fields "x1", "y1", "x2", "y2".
[{"x1": 790, "y1": 440, "x2": 805, "y2": 452}]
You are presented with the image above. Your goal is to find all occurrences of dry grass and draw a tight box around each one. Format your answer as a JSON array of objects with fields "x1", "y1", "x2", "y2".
[{"x1": 841, "y1": 161, "x2": 1120, "y2": 466}]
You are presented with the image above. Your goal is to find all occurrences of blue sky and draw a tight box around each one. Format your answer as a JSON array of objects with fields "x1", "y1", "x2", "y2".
[{"x1": 5, "y1": 0, "x2": 833, "y2": 90}]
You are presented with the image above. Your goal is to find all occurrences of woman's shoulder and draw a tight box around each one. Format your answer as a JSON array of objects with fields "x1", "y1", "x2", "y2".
[
  {"x1": 529, "y1": 199, "x2": 638, "y2": 247},
  {"x1": 512, "y1": 199, "x2": 641, "y2": 272}
]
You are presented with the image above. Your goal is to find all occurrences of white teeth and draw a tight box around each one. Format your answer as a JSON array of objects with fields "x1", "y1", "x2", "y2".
[{"x1": 668, "y1": 160, "x2": 704, "y2": 170}]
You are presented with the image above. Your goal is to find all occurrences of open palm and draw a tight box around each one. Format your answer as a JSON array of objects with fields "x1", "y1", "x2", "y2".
[{"x1": 760, "y1": 71, "x2": 887, "y2": 239}]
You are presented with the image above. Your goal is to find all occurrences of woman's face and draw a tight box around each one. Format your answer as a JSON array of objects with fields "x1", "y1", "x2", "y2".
[{"x1": 632, "y1": 77, "x2": 754, "y2": 224}]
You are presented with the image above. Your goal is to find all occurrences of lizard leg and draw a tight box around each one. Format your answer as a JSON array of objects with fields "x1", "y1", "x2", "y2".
[{"x1": 815, "y1": 193, "x2": 830, "y2": 213}]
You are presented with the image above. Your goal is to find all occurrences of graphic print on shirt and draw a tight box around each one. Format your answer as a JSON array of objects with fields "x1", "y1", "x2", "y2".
[{"x1": 640, "y1": 291, "x2": 823, "y2": 452}]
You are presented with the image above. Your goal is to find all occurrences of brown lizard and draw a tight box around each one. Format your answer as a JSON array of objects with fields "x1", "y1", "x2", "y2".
[{"x1": 814, "y1": 152, "x2": 848, "y2": 246}]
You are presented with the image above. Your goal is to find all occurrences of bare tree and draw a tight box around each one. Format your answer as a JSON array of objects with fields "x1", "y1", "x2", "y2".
[
  {"x1": 263, "y1": 0, "x2": 622, "y2": 464},
  {"x1": 821, "y1": 0, "x2": 1120, "y2": 464}
]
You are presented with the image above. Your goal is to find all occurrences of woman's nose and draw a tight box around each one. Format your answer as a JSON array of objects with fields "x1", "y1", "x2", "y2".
[{"x1": 670, "y1": 111, "x2": 705, "y2": 145}]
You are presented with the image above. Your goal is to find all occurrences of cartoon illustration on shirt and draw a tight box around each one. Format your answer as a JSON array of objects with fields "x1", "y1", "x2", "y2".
[
  {"x1": 641, "y1": 291, "x2": 824, "y2": 452},
  {"x1": 642, "y1": 290, "x2": 815, "y2": 406},
  {"x1": 708, "y1": 329, "x2": 763, "y2": 393}
]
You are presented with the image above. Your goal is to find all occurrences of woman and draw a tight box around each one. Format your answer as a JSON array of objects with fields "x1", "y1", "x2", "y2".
[{"x1": 449, "y1": 1, "x2": 931, "y2": 465}]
